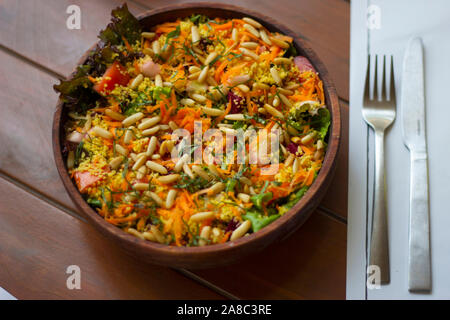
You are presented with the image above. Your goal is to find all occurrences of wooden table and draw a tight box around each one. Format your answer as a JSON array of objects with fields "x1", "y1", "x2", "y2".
[{"x1": 0, "y1": 0, "x2": 349, "y2": 299}]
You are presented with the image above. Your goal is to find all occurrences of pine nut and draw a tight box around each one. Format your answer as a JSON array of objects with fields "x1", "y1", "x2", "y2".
[
  {"x1": 122, "y1": 112, "x2": 144, "y2": 127},
  {"x1": 207, "y1": 164, "x2": 221, "y2": 178},
  {"x1": 132, "y1": 154, "x2": 147, "y2": 171},
  {"x1": 190, "y1": 211, "x2": 215, "y2": 222},
  {"x1": 146, "y1": 136, "x2": 157, "y2": 156},
  {"x1": 228, "y1": 74, "x2": 250, "y2": 86},
  {"x1": 198, "y1": 65, "x2": 209, "y2": 83},
  {"x1": 174, "y1": 154, "x2": 189, "y2": 172},
  {"x1": 269, "y1": 36, "x2": 289, "y2": 49},
  {"x1": 202, "y1": 107, "x2": 225, "y2": 116},
  {"x1": 142, "y1": 231, "x2": 156, "y2": 242},
  {"x1": 259, "y1": 29, "x2": 272, "y2": 46},
  {"x1": 239, "y1": 47, "x2": 259, "y2": 60},
  {"x1": 207, "y1": 182, "x2": 225, "y2": 195},
  {"x1": 105, "y1": 109, "x2": 125, "y2": 121},
  {"x1": 183, "y1": 164, "x2": 194, "y2": 178},
  {"x1": 142, "y1": 125, "x2": 160, "y2": 136},
  {"x1": 146, "y1": 191, "x2": 164, "y2": 207},
  {"x1": 230, "y1": 220, "x2": 252, "y2": 241},
  {"x1": 252, "y1": 82, "x2": 270, "y2": 90},
  {"x1": 301, "y1": 132, "x2": 316, "y2": 145},
  {"x1": 192, "y1": 165, "x2": 211, "y2": 180},
  {"x1": 157, "y1": 174, "x2": 180, "y2": 184},
  {"x1": 123, "y1": 127, "x2": 134, "y2": 144},
  {"x1": 129, "y1": 74, "x2": 144, "y2": 89},
  {"x1": 204, "y1": 51, "x2": 218, "y2": 65},
  {"x1": 263, "y1": 103, "x2": 284, "y2": 119},
  {"x1": 154, "y1": 74, "x2": 163, "y2": 87},
  {"x1": 273, "y1": 95, "x2": 280, "y2": 107},
  {"x1": 284, "y1": 153, "x2": 295, "y2": 166},
  {"x1": 168, "y1": 121, "x2": 178, "y2": 130},
  {"x1": 91, "y1": 126, "x2": 113, "y2": 140},
  {"x1": 165, "y1": 189, "x2": 177, "y2": 209},
  {"x1": 237, "y1": 84, "x2": 250, "y2": 93},
  {"x1": 159, "y1": 140, "x2": 174, "y2": 156},
  {"x1": 314, "y1": 149, "x2": 323, "y2": 160},
  {"x1": 243, "y1": 24, "x2": 260, "y2": 38},
  {"x1": 191, "y1": 26, "x2": 200, "y2": 44},
  {"x1": 317, "y1": 140, "x2": 324, "y2": 150},
  {"x1": 270, "y1": 67, "x2": 282, "y2": 85},
  {"x1": 231, "y1": 28, "x2": 238, "y2": 42},
  {"x1": 278, "y1": 87, "x2": 294, "y2": 96},
  {"x1": 143, "y1": 48, "x2": 154, "y2": 56},
  {"x1": 240, "y1": 41, "x2": 258, "y2": 49},
  {"x1": 199, "y1": 226, "x2": 211, "y2": 246},
  {"x1": 133, "y1": 182, "x2": 149, "y2": 191},
  {"x1": 292, "y1": 157, "x2": 300, "y2": 173},
  {"x1": 181, "y1": 98, "x2": 195, "y2": 106},
  {"x1": 188, "y1": 71, "x2": 201, "y2": 80},
  {"x1": 278, "y1": 93, "x2": 293, "y2": 108},
  {"x1": 191, "y1": 93, "x2": 207, "y2": 103},
  {"x1": 189, "y1": 66, "x2": 201, "y2": 74},
  {"x1": 239, "y1": 176, "x2": 252, "y2": 185},
  {"x1": 243, "y1": 17, "x2": 262, "y2": 28},
  {"x1": 237, "y1": 193, "x2": 250, "y2": 203},
  {"x1": 127, "y1": 228, "x2": 145, "y2": 240},
  {"x1": 224, "y1": 113, "x2": 245, "y2": 121},
  {"x1": 138, "y1": 116, "x2": 161, "y2": 130},
  {"x1": 274, "y1": 57, "x2": 291, "y2": 65},
  {"x1": 146, "y1": 161, "x2": 168, "y2": 174},
  {"x1": 141, "y1": 32, "x2": 155, "y2": 39},
  {"x1": 152, "y1": 40, "x2": 161, "y2": 54},
  {"x1": 150, "y1": 225, "x2": 166, "y2": 244}
]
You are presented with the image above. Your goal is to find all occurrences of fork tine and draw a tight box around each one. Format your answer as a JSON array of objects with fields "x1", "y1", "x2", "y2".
[
  {"x1": 373, "y1": 55, "x2": 378, "y2": 101},
  {"x1": 389, "y1": 55, "x2": 396, "y2": 102},
  {"x1": 364, "y1": 55, "x2": 371, "y2": 102},
  {"x1": 381, "y1": 55, "x2": 387, "y2": 101}
]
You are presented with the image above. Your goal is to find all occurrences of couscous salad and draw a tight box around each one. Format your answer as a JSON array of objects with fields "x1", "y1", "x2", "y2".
[{"x1": 54, "y1": 4, "x2": 330, "y2": 247}]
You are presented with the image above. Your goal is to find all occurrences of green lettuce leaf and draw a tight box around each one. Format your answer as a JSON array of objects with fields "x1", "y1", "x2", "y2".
[
  {"x1": 98, "y1": 4, "x2": 141, "y2": 46},
  {"x1": 243, "y1": 211, "x2": 280, "y2": 232},
  {"x1": 311, "y1": 108, "x2": 331, "y2": 140}
]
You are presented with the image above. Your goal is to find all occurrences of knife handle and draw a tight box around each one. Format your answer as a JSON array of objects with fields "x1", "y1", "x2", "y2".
[
  {"x1": 369, "y1": 130, "x2": 390, "y2": 284},
  {"x1": 408, "y1": 151, "x2": 431, "y2": 292}
]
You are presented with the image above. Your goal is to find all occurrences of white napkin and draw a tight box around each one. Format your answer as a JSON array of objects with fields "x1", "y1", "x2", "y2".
[
  {"x1": 0, "y1": 287, "x2": 16, "y2": 300},
  {"x1": 348, "y1": 0, "x2": 450, "y2": 299}
]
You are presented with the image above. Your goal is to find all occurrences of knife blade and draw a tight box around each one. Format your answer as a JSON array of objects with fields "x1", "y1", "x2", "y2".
[{"x1": 400, "y1": 37, "x2": 431, "y2": 292}]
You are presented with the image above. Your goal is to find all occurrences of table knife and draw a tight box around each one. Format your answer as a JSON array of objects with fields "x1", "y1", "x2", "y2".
[{"x1": 400, "y1": 37, "x2": 431, "y2": 292}]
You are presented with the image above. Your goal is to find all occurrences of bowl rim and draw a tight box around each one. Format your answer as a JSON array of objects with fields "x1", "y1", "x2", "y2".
[{"x1": 52, "y1": 2, "x2": 341, "y2": 260}]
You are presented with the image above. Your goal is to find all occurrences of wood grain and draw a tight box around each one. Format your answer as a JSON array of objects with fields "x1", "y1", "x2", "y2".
[
  {"x1": 0, "y1": 0, "x2": 146, "y2": 77},
  {"x1": 0, "y1": 0, "x2": 349, "y2": 100},
  {"x1": 195, "y1": 210, "x2": 347, "y2": 299},
  {"x1": 0, "y1": 50, "x2": 77, "y2": 211},
  {"x1": 0, "y1": 177, "x2": 224, "y2": 300}
]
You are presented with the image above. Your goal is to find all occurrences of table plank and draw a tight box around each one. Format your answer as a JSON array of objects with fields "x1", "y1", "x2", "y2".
[
  {"x1": 0, "y1": 0, "x2": 349, "y2": 100},
  {"x1": 196, "y1": 210, "x2": 347, "y2": 299},
  {"x1": 0, "y1": 49, "x2": 77, "y2": 212},
  {"x1": 0, "y1": 0, "x2": 146, "y2": 78},
  {"x1": 0, "y1": 177, "x2": 224, "y2": 300}
]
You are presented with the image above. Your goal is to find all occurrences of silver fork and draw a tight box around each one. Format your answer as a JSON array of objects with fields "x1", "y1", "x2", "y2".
[{"x1": 362, "y1": 55, "x2": 396, "y2": 284}]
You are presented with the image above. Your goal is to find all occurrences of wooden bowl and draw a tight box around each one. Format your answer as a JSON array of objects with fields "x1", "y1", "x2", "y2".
[{"x1": 52, "y1": 3, "x2": 341, "y2": 269}]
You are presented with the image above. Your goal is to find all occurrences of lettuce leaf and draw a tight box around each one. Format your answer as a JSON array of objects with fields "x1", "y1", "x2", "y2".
[
  {"x1": 311, "y1": 108, "x2": 331, "y2": 140},
  {"x1": 243, "y1": 211, "x2": 280, "y2": 232},
  {"x1": 98, "y1": 4, "x2": 141, "y2": 46},
  {"x1": 54, "y1": 4, "x2": 141, "y2": 112}
]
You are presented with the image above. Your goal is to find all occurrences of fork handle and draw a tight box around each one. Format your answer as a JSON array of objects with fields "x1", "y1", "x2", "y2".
[{"x1": 369, "y1": 130, "x2": 390, "y2": 283}]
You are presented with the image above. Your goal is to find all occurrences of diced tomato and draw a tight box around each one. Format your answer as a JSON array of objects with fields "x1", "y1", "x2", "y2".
[
  {"x1": 74, "y1": 171, "x2": 102, "y2": 193},
  {"x1": 93, "y1": 61, "x2": 130, "y2": 95}
]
